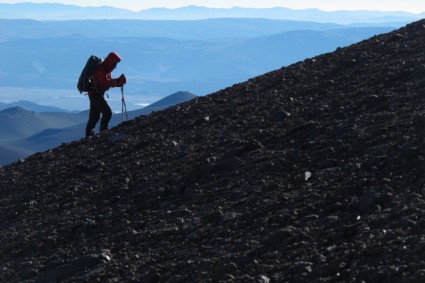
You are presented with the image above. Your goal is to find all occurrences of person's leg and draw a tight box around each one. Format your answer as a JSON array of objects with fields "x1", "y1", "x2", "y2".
[
  {"x1": 90, "y1": 95, "x2": 112, "y2": 133},
  {"x1": 85, "y1": 98, "x2": 101, "y2": 137}
]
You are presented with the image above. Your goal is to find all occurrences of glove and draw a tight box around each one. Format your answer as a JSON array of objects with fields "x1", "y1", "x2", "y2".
[{"x1": 116, "y1": 74, "x2": 127, "y2": 86}]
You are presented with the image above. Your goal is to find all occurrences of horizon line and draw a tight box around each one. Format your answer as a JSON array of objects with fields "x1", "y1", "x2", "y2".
[{"x1": 1, "y1": 2, "x2": 423, "y2": 15}]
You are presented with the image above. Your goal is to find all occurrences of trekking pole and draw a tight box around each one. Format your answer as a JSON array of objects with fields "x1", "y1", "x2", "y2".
[{"x1": 121, "y1": 85, "x2": 128, "y2": 122}]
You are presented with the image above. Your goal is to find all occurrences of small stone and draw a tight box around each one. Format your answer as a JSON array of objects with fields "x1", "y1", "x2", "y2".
[{"x1": 305, "y1": 171, "x2": 312, "y2": 181}]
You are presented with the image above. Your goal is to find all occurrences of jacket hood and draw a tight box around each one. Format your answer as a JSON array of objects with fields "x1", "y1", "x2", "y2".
[{"x1": 103, "y1": 52, "x2": 122, "y2": 72}]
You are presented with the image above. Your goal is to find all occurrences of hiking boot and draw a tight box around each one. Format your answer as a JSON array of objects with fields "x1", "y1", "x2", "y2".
[{"x1": 85, "y1": 129, "x2": 95, "y2": 138}]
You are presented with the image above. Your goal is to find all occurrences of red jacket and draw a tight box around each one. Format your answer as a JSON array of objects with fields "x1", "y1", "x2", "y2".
[{"x1": 88, "y1": 52, "x2": 122, "y2": 96}]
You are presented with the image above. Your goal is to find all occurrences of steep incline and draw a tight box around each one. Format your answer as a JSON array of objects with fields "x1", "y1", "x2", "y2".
[{"x1": 2, "y1": 20, "x2": 425, "y2": 282}]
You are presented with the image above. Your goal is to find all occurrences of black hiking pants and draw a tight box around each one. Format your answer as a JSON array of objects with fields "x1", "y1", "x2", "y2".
[{"x1": 85, "y1": 94, "x2": 112, "y2": 137}]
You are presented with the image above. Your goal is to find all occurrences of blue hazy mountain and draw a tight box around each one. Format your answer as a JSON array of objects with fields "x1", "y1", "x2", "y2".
[
  {"x1": 126, "y1": 91, "x2": 198, "y2": 118},
  {"x1": 0, "y1": 100, "x2": 69, "y2": 112},
  {"x1": 0, "y1": 91, "x2": 197, "y2": 165},
  {"x1": 0, "y1": 106, "x2": 87, "y2": 141},
  {"x1": 0, "y1": 3, "x2": 420, "y2": 24},
  {"x1": 0, "y1": 19, "x2": 350, "y2": 42},
  {"x1": 0, "y1": 3, "x2": 133, "y2": 20}
]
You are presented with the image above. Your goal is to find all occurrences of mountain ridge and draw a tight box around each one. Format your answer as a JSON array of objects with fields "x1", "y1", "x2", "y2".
[
  {"x1": 0, "y1": 100, "x2": 69, "y2": 112},
  {"x1": 0, "y1": 18, "x2": 398, "y2": 42},
  {"x1": 0, "y1": 106, "x2": 86, "y2": 141},
  {"x1": 0, "y1": 3, "x2": 420, "y2": 23},
  {"x1": 1, "y1": 18, "x2": 425, "y2": 282}
]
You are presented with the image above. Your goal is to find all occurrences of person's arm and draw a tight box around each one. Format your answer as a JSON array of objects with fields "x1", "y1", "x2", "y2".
[{"x1": 94, "y1": 69, "x2": 119, "y2": 88}]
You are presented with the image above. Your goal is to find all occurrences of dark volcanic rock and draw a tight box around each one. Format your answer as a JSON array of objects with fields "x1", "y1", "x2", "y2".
[{"x1": 2, "y1": 20, "x2": 425, "y2": 282}]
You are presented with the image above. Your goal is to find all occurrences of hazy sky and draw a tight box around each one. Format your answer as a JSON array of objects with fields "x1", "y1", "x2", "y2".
[{"x1": 2, "y1": 0, "x2": 425, "y2": 13}]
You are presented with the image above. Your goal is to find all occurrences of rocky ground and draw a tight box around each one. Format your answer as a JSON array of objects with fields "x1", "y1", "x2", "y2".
[{"x1": 2, "y1": 19, "x2": 425, "y2": 283}]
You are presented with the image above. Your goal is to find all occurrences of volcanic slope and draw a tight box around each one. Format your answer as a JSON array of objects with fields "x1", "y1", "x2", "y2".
[{"x1": 2, "y1": 20, "x2": 425, "y2": 283}]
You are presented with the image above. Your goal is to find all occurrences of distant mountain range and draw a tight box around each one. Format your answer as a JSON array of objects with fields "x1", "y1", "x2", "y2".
[
  {"x1": 0, "y1": 3, "x2": 420, "y2": 24},
  {"x1": 0, "y1": 91, "x2": 197, "y2": 165},
  {"x1": 0, "y1": 106, "x2": 86, "y2": 141},
  {"x1": 0, "y1": 100, "x2": 69, "y2": 112},
  {"x1": 0, "y1": 18, "x2": 354, "y2": 42}
]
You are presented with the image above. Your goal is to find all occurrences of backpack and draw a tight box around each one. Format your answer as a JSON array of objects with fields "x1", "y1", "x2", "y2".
[{"x1": 77, "y1": 55, "x2": 102, "y2": 94}]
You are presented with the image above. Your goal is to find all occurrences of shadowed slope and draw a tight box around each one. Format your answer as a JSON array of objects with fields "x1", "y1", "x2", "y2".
[{"x1": 1, "y1": 20, "x2": 425, "y2": 282}]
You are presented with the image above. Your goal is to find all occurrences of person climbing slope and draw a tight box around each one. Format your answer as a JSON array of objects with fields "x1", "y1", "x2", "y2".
[{"x1": 85, "y1": 52, "x2": 127, "y2": 138}]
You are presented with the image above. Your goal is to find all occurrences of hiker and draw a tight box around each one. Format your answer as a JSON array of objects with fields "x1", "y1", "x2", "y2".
[{"x1": 85, "y1": 52, "x2": 127, "y2": 138}]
